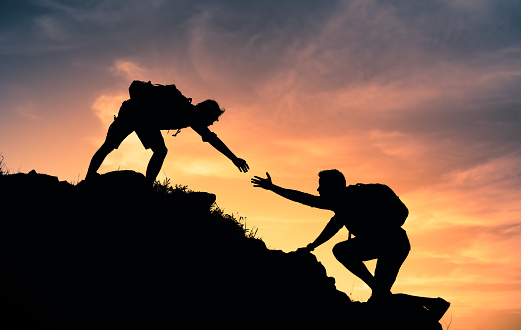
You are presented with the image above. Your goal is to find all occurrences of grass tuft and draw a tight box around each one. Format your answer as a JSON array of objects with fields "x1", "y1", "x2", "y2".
[
  {"x1": 0, "y1": 153, "x2": 12, "y2": 176},
  {"x1": 153, "y1": 176, "x2": 261, "y2": 241}
]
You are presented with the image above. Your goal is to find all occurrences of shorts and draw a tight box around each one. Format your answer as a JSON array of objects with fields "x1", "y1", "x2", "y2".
[
  {"x1": 104, "y1": 100, "x2": 165, "y2": 151},
  {"x1": 336, "y1": 227, "x2": 410, "y2": 261}
]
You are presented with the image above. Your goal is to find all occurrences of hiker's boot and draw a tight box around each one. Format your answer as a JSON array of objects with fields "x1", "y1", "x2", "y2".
[
  {"x1": 367, "y1": 290, "x2": 392, "y2": 305},
  {"x1": 425, "y1": 297, "x2": 450, "y2": 321},
  {"x1": 85, "y1": 172, "x2": 101, "y2": 181}
]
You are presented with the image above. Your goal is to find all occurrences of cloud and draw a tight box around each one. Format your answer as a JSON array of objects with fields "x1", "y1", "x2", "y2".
[
  {"x1": 444, "y1": 150, "x2": 521, "y2": 191},
  {"x1": 36, "y1": 15, "x2": 69, "y2": 41},
  {"x1": 110, "y1": 59, "x2": 149, "y2": 80},
  {"x1": 91, "y1": 92, "x2": 127, "y2": 127},
  {"x1": 15, "y1": 102, "x2": 42, "y2": 121},
  {"x1": 7, "y1": 0, "x2": 517, "y2": 196}
]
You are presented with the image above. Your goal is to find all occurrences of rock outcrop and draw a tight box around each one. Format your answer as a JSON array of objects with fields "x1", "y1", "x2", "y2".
[{"x1": 0, "y1": 170, "x2": 444, "y2": 329}]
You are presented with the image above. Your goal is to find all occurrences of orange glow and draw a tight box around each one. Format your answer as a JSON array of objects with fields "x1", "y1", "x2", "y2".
[
  {"x1": 2, "y1": 63, "x2": 520, "y2": 329},
  {"x1": 2, "y1": 2, "x2": 521, "y2": 328}
]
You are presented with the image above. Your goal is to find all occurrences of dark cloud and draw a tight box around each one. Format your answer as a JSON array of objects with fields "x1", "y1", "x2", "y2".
[{"x1": 379, "y1": 0, "x2": 521, "y2": 55}]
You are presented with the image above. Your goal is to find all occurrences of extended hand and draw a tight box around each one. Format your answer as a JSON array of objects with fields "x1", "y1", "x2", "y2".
[
  {"x1": 251, "y1": 172, "x2": 274, "y2": 190},
  {"x1": 233, "y1": 158, "x2": 249, "y2": 173}
]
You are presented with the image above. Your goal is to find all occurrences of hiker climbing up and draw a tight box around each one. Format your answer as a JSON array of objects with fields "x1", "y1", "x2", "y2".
[
  {"x1": 87, "y1": 80, "x2": 249, "y2": 184},
  {"x1": 251, "y1": 170, "x2": 410, "y2": 302}
]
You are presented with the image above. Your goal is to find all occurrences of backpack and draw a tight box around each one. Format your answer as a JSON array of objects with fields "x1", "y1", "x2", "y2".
[
  {"x1": 128, "y1": 80, "x2": 192, "y2": 106},
  {"x1": 347, "y1": 183, "x2": 409, "y2": 229}
]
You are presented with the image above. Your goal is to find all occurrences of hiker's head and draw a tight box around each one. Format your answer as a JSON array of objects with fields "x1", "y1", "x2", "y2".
[
  {"x1": 194, "y1": 99, "x2": 225, "y2": 126},
  {"x1": 317, "y1": 169, "x2": 346, "y2": 197}
]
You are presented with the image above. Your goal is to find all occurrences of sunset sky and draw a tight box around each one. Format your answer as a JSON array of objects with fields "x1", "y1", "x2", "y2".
[{"x1": 1, "y1": 1, "x2": 521, "y2": 329}]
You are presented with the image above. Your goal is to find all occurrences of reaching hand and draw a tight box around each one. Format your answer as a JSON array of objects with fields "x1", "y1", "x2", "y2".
[
  {"x1": 233, "y1": 158, "x2": 249, "y2": 173},
  {"x1": 251, "y1": 172, "x2": 274, "y2": 190}
]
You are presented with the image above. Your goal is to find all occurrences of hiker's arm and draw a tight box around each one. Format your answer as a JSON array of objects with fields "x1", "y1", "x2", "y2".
[
  {"x1": 251, "y1": 173, "x2": 330, "y2": 209},
  {"x1": 303, "y1": 216, "x2": 344, "y2": 252},
  {"x1": 192, "y1": 125, "x2": 249, "y2": 173}
]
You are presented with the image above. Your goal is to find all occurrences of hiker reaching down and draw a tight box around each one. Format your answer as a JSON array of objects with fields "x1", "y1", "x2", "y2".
[
  {"x1": 251, "y1": 170, "x2": 410, "y2": 302},
  {"x1": 87, "y1": 81, "x2": 249, "y2": 184}
]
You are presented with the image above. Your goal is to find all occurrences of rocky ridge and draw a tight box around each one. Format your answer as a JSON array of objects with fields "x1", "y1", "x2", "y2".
[{"x1": 0, "y1": 170, "x2": 443, "y2": 329}]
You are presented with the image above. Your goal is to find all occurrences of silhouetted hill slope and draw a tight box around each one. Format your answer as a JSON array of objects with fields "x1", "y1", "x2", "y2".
[{"x1": 0, "y1": 170, "x2": 443, "y2": 329}]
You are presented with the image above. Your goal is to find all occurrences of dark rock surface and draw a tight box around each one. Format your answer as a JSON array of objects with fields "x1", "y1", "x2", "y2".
[{"x1": 0, "y1": 170, "x2": 444, "y2": 329}]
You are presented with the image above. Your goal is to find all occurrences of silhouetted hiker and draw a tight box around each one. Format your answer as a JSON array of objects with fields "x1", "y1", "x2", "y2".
[
  {"x1": 251, "y1": 170, "x2": 410, "y2": 302},
  {"x1": 86, "y1": 81, "x2": 249, "y2": 184}
]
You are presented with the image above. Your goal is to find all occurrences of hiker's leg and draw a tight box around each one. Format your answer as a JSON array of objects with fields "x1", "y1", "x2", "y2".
[
  {"x1": 373, "y1": 229, "x2": 410, "y2": 293},
  {"x1": 373, "y1": 252, "x2": 408, "y2": 294},
  {"x1": 333, "y1": 240, "x2": 376, "y2": 290},
  {"x1": 146, "y1": 145, "x2": 167, "y2": 184},
  {"x1": 86, "y1": 142, "x2": 115, "y2": 178},
  {"x1": 138, "y1": 129, "x2": 167, "y2": 185},
  {"x1": 86, "y1": 102, "x2": 133, "y2": 179},
  {"x1": 146, "y1": 142, "x2": 167, "y2": 185}
]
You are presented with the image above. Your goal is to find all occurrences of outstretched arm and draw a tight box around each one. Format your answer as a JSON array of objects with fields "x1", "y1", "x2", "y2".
[
  {"x1": 301, "y1": 215, "x2": 344, "y2": 252},
  {"x1": 192, "y1": 125, "x2": 249, "y2": 173},
  {"x1": 251, "y1": 172, "x2": 331, "y2": 210}
]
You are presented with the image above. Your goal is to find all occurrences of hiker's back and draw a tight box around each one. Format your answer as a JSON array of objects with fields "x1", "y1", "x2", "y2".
[
  {"x1": 128, "y1": 80, "x2": 194, "y2": 129},
  {"x1": 343, "y1": 183, "x2": 408, "y2": 236},
  {"x1": 129, "y1": 80, "x2": 192, "y2": 105}
]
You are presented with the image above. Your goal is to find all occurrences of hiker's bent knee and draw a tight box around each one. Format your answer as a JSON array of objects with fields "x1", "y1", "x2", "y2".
[
  {"x1": 333, "y1": 242, "x2": 352, "y2": 261},
  {"x1": 153, "y1": 145, "x2": 168, "y2": 157},
  {"x1": 396, "y1": 246, "x2": 410, "y2": 263}
]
